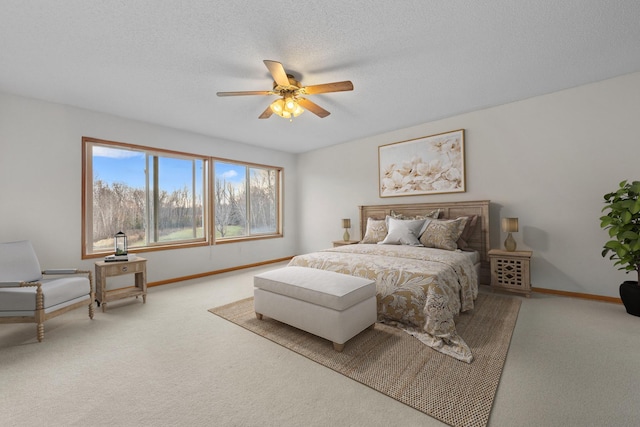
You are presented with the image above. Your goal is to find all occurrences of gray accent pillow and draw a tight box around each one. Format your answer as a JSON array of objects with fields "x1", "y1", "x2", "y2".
[{"x1": 378, "y1": 216, "x2": 427, "y2": 246}]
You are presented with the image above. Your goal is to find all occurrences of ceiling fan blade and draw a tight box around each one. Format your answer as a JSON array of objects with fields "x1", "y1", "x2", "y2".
[
  {"x1": 264, "y1": 60, "x2": 291, "y2": 87},
  {"x1": 297, "y1": 98, "x2": 330, "y2": 118},
  {"x1": 258, "y1": 105, "x2": 273, "y2": 119},
  {"x1": 217, "y1": 90, "x2": 274, "y2": 96},
  {"x1": 302, "y1": 80, "x2": 353, "y2": 95}
]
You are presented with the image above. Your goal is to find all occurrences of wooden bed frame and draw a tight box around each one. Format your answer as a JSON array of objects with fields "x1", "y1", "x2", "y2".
[{"x1": 359, "y1": 200, "x2": 491, "y2": 284}]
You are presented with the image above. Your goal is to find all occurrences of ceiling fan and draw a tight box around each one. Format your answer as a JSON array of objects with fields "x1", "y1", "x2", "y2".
[{"x1": 216, "y1": 60, "x2": 354, "y2": 120}]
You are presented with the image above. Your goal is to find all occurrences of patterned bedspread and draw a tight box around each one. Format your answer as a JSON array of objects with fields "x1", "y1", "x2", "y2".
[{"x1": 288, "y1": 244, "x2": 479, "y2": 362}]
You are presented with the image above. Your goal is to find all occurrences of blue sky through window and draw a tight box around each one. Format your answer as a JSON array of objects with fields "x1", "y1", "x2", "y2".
[
  {"x1": 214, "y1": 161, "x2": 245, "y2": 186},
  {"x1": 93, "y1": 146, "x2": 145, "y2": 188},
  {"x1": 93, "y1": 147, "x2": 248, "y2": 192},
  {"x1": 93, "y1": 146, "x2": 209, "y2": 191}
]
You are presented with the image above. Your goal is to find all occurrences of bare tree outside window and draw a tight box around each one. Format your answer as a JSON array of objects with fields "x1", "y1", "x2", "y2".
[
  {"x1": 83, "y1": 139, "x2": 208, "y2": 256},
  {"x1": 83, "y1": 137, "x2": 282, "y2": 258},
  {"x1": 214, "y1": 161, "x2": 280, "y2": 239}
]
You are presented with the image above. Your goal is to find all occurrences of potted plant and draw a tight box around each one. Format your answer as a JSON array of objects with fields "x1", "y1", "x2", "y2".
[{"x1": 600, "y1": 180, "x2": 640, "y2": 316}]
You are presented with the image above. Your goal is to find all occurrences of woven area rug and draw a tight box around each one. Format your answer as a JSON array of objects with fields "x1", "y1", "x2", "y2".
[{"x1": 209, "y1": 292, "x2": 521, "y2": 427}]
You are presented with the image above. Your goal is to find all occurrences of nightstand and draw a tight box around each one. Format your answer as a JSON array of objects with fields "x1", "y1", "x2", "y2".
[
  {"x1": 95, "y1": 257, "x2": 147, "y2": 312},
  {"x1": 332, "y1": 240, "x2": 360, "y2": 247},
  {"x1": 488, "y1": 249, "x2": 532, "y2": 297}
]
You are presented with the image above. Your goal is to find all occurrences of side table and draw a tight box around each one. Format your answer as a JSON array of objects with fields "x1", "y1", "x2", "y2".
[
  {"x1": 332, "y1": 240, "x2": 360, "y2": 247},
  {"x1": 95, "y1": 257, "x2": 147, "y2": 312},
  {"x1": 488, "y1": 249, "x2": 532, "y2": 297}
]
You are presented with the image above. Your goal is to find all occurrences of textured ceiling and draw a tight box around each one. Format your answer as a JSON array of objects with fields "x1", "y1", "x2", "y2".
[{"x1": 2, "y1": 1, "x2": 640, "y2": 153}]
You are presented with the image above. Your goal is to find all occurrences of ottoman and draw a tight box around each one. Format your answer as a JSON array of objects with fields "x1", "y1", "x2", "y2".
[{"x1": 253, "y1": 266, "x2": 377, "y2": 351}]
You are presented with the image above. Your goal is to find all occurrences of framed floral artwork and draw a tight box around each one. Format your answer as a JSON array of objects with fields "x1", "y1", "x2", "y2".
[{"x1": 378, "y1": 129, "x2": 465, "y2": 197}]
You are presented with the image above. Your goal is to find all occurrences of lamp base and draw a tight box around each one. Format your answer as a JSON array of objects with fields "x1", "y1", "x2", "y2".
[
  {"x1": 343, "y1": 230, "x2": 350, "y2": 242},
  {"x1": 504, "y1": 233, "x2": 517, "y2": 251}
]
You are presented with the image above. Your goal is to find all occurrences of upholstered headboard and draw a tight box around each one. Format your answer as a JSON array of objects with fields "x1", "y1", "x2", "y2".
[{"x1": 359, "y1": 200, "x2": 491, "y2": 284}]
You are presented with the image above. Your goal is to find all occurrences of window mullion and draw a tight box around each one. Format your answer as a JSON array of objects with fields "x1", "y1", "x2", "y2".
[
  {"x1": 192, "y1": 159, "x2": 197, "y2": 238},
  {"x1": 245, "y1": 167, "x2": 250, "y2": 236},
  {"x1": 145, "y1": 154, "x2": 151, "y2": 245},
  {"x1": 153, "y1": 155, "x2": 159, "y2": 243}
]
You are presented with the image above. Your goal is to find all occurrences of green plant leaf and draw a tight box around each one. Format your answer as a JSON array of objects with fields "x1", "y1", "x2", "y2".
[
  {"x1": 600, "y1": 216, "x2": 613, "y2": 227},
  {"x1": 604, "y1": 240, "x2": 622, "y2": 250},
  {"x1": 621, "y1": 230, "x2": 640, "y2": 240}
]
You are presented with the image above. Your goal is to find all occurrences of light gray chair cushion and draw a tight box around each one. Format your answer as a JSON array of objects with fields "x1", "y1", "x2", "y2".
[
  {"x1": 0, "y1": 240, "x2": 42, "y2": 283},
  {"x1": 0, "y1": 276, "x2": 90, "y2": 312}
]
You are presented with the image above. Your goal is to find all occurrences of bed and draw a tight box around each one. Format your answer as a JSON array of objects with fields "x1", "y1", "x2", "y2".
[{"x1": 288, "y1": 200, "x2": 490, "y2": 363}]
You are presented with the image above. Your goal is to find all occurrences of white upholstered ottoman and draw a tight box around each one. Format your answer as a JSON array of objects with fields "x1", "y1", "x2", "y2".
[{"x1": 253, "y1": 266, "x2": 377, "y2": 352}]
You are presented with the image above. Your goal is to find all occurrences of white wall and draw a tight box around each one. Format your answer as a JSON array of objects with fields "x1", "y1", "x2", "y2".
[
  {"x1": 0, "y1": 92, "x2": 298, "y2": 283},
  {"x1": 297, "y1": 71, "x2": 640, "y2": 298},
  {"x1": 3, "y1": 72, "x2": 639, "y2": 297}
]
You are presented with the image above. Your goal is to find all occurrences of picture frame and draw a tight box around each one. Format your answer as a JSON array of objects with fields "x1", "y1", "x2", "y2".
[{"x1": 378, "y1": 129, "x2": 465, "y2": 197}]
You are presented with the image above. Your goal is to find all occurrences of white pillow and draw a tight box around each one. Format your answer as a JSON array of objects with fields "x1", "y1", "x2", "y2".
[{"x1": 378, "y1": 216, "x2": 427, "y2": 246}]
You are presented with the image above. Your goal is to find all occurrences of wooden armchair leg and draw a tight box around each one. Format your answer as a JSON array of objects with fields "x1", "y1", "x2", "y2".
[
  {"x1": 37, "y1": 323, "x2": 44, "y2": 342},
  {"x1": 88, "y1": 301, "x2": 94, "y2": 319}
]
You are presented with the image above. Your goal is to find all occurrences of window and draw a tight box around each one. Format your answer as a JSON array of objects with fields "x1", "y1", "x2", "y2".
[
  {"x1": 82, "y1": 137, "x2": 283, "y2": 258},
  {"x1": 83, "y1": 138, "x2": 208, "y2": 257},
  {"x1": 213, "y1": 160, "x2": 281, "y2": 240}
]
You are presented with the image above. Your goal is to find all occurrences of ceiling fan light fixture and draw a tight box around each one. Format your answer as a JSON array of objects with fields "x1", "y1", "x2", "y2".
[
  {"x1": 292, "y1": 103, "x2": 304, "y2": 117},
  {"x1": 270, "y1": 96, "x2": 304, "y2": 120},
  {"x1": 284, "y1": 96, "x2": 296, "y2": 113},
  {"x1": 270, "y1": 98, "x2": 285, "y2": 114}
]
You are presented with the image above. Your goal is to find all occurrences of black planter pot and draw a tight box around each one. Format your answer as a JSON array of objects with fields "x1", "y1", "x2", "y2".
[{"x1": 619, "y1": 281, "x2": 640, "y2": 317}]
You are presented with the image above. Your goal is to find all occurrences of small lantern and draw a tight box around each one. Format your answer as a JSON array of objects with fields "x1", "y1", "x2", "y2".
[{"x1": 114, "y1": 231, "x2": 128, "y2": 255}]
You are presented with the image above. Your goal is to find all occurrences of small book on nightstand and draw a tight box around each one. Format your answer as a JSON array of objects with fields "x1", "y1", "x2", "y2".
[{"x1": 104, "y1": 254, "x2": 137, "y2": 262}]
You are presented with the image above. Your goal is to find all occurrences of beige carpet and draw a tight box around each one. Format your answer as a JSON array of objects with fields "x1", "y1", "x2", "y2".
[{"x1": 210, "y1": 292, "x2": 521, "y2": 427}]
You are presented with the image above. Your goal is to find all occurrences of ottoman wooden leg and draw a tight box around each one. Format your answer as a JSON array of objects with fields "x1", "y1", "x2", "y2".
[
  {"x1": 333, "y1": 342, "x2": 344, "y2": 352},
  {"x1": 255, "y1": 312, "x2": 263, "y2": 320}
]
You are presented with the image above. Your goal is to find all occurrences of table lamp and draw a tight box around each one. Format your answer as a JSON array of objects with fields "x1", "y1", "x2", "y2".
[
  {"x1": 501, "y1": 218, "x2": 518, "y2": 251},
  {"x1": 342, "y1": 218, "x2": 351, "y2": 241}
]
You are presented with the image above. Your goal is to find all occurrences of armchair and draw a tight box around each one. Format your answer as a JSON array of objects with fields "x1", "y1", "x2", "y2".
[{"x1": 0, "y1": 240, "x2": 94, "y2": 342}]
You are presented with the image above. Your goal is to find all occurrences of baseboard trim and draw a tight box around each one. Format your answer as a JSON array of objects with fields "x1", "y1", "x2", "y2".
[
  {"x1": 147, "y1": 260, "x2": 623, "y2": 305},
  {"x1": 147, "y1": 256, "x2": 293, "y2": 288},
  {"x1": 532, "y1": 287, "x2": 622, "y2": 304}
]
